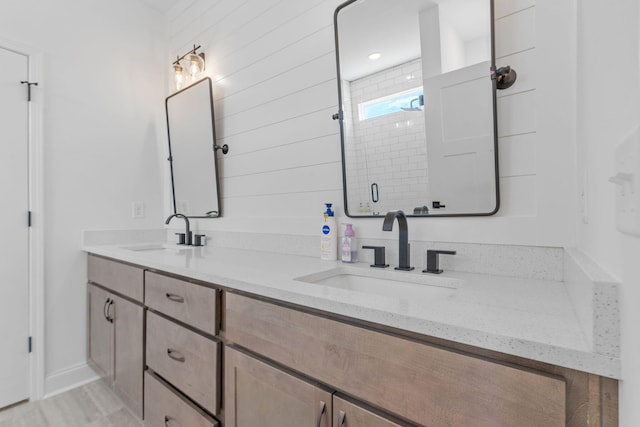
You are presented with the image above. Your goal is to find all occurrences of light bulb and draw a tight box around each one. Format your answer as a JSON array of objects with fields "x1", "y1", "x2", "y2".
[
  {"x1": 173, "y1": 63, "x2": 184, "y2": 90},
  {"x1": 188, "y1": 53, "x2": 205, "y2": 80}
]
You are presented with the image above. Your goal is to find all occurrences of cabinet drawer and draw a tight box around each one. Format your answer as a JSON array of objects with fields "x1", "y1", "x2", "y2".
[
  {"x1": 333, "y1": 395, "x2": 405, "y2": 427},
  {"x1": 146, "y1": 311, "x2": 220, "y2": 415},
  {"x1": 144, "y1": 371, "x2": 218, "y2": 427},
  {"x1": 225, "y1": 293, "x2": 566, "y2": 427},
  {"x1": 145, "y1": 271, "x2": 219, "y2": 335},
  {"x1": 88, "y1": 255, "x2": 144, "y2": 302}
]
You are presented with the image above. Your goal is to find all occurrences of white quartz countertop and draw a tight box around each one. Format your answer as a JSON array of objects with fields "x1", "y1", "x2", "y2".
[{"x1": 83, "y1": 242, "x2": 620, "y2": 379}]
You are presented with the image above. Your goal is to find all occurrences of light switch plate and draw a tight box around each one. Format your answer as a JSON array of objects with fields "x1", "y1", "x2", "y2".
[
  {"x1": 612, "y1": 127, "x2": 640, "y2": 237},
  {"x1": 132, "y1": 201, "x2": 145, "y2": 219}
]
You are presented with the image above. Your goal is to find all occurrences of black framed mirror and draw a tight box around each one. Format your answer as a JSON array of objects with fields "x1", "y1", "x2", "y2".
[
  {"x1": 334, "y1": 0, "x2": 501, "y2": 217},
  {"x1": 166, "y1": 77, "x2": 222, "y2": 218}
]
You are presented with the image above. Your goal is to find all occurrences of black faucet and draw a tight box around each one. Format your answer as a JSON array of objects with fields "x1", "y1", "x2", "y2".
[
  {"x1": 423, "y1": 249, "x2": 457, "y2": 274},
  {"x1": 382, "y1": 210, "x2": 413, "y2": 271},
  {"x1": 165, "y1": 213, "x2": 192, "y2": 245}
]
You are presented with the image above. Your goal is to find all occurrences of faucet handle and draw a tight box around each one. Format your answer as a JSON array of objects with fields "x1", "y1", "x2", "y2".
[
  {"x1": 362, "y1": 246, "x2": 389, "y2": 268},
  {"x1": 423, "y1": 249, "x2": 456, "y2": 274},
  {"x1": 193, "y1": 234, "x2": 206, "y2": 247},
  {"x1": 174, "y1": 232, "x2": 186, "y2": 245}
]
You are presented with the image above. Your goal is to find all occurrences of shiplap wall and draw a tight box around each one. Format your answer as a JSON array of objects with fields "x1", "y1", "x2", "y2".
[
  {"x1": 165, "y1": 0, "x2": 576, "y2": 248},
  {"x1": 495, "y1": 2, "x2": 537, "y2": 217}
]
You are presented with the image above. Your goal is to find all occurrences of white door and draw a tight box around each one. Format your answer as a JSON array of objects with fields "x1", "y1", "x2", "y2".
[
  {"x1": 423, "y1": 61, "x2": 497, "y2": 213},
  {"x1": 0, "y1": 46, "x2": 30, "y2": 408}
]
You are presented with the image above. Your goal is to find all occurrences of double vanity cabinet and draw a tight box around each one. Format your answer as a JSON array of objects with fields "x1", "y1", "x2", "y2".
[{"x1": 86, "y1": 253, "x2": 618, "y2": 427}]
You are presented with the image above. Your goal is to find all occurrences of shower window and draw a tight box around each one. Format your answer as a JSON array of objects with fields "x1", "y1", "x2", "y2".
[{"x1": 358, "y1": 87, "x2": 423, "y2": 121}]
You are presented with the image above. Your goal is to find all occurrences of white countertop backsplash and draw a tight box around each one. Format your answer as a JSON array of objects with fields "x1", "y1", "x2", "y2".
[{"x1": 82, "y1": 229, "x2": 620, "y2": 379}]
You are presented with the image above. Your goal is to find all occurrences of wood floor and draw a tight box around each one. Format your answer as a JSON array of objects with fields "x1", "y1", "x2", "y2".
[{"x1": 0, "y1": 380, "x2": 143, "y2": 427}]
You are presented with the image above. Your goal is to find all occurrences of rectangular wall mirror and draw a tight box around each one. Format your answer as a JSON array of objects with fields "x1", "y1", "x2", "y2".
[
  {"x1": 166, "y1": 77, "x2": 221, "y2": 218},
  {"x1": 334, "y1": 0, "x2": 500, "y2": 217}
]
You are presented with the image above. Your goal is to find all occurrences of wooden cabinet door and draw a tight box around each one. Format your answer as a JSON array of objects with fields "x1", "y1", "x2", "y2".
[
  {"x1": 112, "y1": 294, "x2": 144, "y2": 418},
  {"x1": 226, "y1": 293, "x2": 566, "y2": 427},
  {"x1": 87, "y1": 284, "x2": 112, "y2": 382},
  {"x1": 333, "y1": 396, "x2": 405, "y2": 427},
  {"x1": 225, "y1": 346, "x2": 332, "y2": 427}
]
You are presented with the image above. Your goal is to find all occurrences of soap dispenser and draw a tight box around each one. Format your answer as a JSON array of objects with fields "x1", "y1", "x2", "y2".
[
  {"x1": 341, "y1": 223, "x2": 358, "y2": 263},
  {"x1": 321, "y1": 203, "x2": 338, "y2": 260}
]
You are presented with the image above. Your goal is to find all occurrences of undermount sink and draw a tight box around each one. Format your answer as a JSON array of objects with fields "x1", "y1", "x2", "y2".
[
  {"x1": 120, "y1": 243, "x2": 193, "y2": 252},
  {"x1": 295, "y1": 266, "x2": 457, "y2": 300}
]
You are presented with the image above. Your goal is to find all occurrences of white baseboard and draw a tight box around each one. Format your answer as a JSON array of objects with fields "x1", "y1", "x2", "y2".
[{"x1": 43, "y1": 362, "x2": 99, "y2": 399}]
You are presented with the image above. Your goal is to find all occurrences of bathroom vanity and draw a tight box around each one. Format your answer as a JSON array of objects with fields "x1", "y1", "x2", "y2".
[
  {"x1": 87, "y1": 256, "x2": 144, "y2": 418},
  {"x1": 84, "y1": 242, "x2": 619, "y2": 427}
]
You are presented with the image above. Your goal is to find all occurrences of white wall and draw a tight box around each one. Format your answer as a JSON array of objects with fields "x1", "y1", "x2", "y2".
[
  {"x1": 165, "y1": 0, "x2": 577, "y2": 248},
  {"x1": 576, "y1": 0, "x2": 640, "y2": 425},
  {"x1": 2, "y1": 0, "x2": 631, "y2": 408},
  {"x1": 0, "y1": 0, "x2": 167, "y2": 394}
]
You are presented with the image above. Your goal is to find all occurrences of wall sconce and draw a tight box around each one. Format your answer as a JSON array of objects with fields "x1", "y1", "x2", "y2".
[{"x1": 173, "y1": 44, "x2": 205, "y2": 90}]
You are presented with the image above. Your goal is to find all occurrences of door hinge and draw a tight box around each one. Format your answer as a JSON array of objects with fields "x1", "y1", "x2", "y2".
[
  {"x1": 20, "y1": 81, "x2": 38, "y2": 102},
  {"x1": 28, "y1": 336, "x2": 32, "y2": 353},
  {"x1": 28, "y1": 211, "x2": 32, "y2": 227}
]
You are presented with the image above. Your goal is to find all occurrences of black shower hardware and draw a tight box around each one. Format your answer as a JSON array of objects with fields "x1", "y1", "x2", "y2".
[
  {"x1": 401, "y1": 95, "x2": 424, "y2": 112},
  {"x1": 371, "y1": 183, "x2": 379, "y2": 203}
]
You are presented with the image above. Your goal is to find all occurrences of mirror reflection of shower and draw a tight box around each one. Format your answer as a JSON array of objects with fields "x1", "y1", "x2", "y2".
[
  {"x1": 336, "y1": 0, "x2": 502, "y2": 217},
  {"x1": 401, "y1": 95, "x2": 424, "y2": 111}
]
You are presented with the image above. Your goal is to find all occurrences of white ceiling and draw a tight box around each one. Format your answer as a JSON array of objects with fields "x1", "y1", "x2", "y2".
[
  {"x1": 136, "y1": 0, "x2": 180, "y2": 15},
  {"x1": 337, "y1": 0, "x2": 490, "y2": 81}
]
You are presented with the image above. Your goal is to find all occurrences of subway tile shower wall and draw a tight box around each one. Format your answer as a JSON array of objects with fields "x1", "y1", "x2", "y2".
[{"x1": 343, "y1": 59, "x2": 427, "y2": 214}]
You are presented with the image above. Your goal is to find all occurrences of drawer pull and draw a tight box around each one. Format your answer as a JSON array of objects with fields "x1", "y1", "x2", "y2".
[
  {"x1": 165, "y1": 293, "x2": 185, "y2": 303},
  {"x1": 316, "y1": 401, "x2": 326, "y2": 427},
  {"x1": 164, "y1": 415, "x2": 181, "y2": 427},
  {"x1": 167, "y1": 348, "x2": 186, "y2": 363},
  {"x1": 106, "y1": 299, "x2": 114, "y2": 323},
  {"x1": 337, "y1": 410, "x2": 346, "y2": 426},
  {"x1": 103, "y1": 298, "x2": 110, "y2": 321}
]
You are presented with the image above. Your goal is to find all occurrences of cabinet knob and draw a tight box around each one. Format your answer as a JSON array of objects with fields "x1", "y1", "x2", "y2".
[{"x1": 337, "y1": 410, "x2": 346, "y2": 426}]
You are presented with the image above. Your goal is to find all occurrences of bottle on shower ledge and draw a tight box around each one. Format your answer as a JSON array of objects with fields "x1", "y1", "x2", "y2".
[{"x1": 341, "y1": 223, "x2": 358, "y2": 263}]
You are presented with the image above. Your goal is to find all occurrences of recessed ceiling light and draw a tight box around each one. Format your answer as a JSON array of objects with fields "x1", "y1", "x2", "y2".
[{"x1": 368, "y1": 52, "x2": 381, "y2": 60}]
